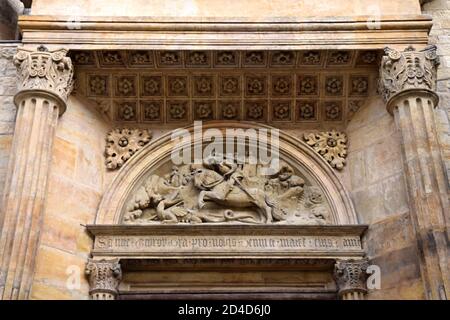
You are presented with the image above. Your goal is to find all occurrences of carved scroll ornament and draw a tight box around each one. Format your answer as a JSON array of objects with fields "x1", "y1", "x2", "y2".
[
  {"x1": 13, "y1": 45, "x2": 74, "y2": 106},
  {"x1": 379, "y1": 45, "x2": 439, "y2": 104},
  {"x1": 105, "y1": 128, "x2": 152, "y2": 170},
  {"x1": 123, "y1": 155, "x2": 332, "y2": 225},
  {"x1": 304, "y1": 130, "x2": 347, "y2": 170}
]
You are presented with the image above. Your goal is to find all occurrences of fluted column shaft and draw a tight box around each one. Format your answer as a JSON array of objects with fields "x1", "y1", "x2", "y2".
[
  {"x1": 0, "y1": 46, "x2": 73, "y2": 300},
  {"x1": 380, "y1": 46, "x2": 449, "y2": 300}
]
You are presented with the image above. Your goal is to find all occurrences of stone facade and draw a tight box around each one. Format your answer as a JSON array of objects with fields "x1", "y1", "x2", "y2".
[
  {"x1": 0, "y1": 0, "x2": 448, "y2": 300},
  {"x1": 346, "y1": 96, "x2": 424, "y2": 299},
  {"x1": 0, "y1": 44, "x2": 17, "y2": 201},
  {"x1": 423, "y1": 0, "x2": 450, "y2": 186}
]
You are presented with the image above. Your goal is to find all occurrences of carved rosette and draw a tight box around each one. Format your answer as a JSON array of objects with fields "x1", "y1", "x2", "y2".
[
  {"x1": 334, "y1": 259, "x2": 369, "y2": 300},
  {"x1": 13, "y1": 45, "x2": 74, "y2": 114},
  {"x1": 379, "y1": 45, "x2": 439, "y2": 113},
  {"x1": 105, "y1": 128, "x2": 152, "y2": 169},
  {"x1": 85, "y1": 259, "x2": 122, "y2": 300},
  {"x1": 304, "y1": 131, "x2": 347, "y2": 170}
]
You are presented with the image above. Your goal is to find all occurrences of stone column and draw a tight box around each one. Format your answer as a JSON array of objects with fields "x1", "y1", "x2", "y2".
[
  {"x1": 85, "y1": 259, "x2": 122, "y2": 300},
  {"x1": 380, "y1": 45, "x2": 449, "y2": 300},
  {"x1": 0, "y1": 46, "x2": 73, "y2": 300},
  {"x1": 334, "y1": 259, "x2": 369, "y2": 300}
]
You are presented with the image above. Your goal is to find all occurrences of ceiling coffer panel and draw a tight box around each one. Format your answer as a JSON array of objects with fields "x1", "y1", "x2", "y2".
[{"x1": 72, "y1": 50, "x2": 380, "y2": 127}]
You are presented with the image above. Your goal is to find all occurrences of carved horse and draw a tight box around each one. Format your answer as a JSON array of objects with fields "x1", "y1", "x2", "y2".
[{"x1": 193, "y1": 168, "x2": 286, "y2": 223}]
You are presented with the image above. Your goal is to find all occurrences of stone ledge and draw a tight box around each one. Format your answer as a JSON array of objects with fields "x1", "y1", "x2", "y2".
[{"x1": 18, "y1": 15, "x2": 432, "y2": 50}]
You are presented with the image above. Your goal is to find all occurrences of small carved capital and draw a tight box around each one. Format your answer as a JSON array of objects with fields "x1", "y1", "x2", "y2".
[
  {"x1": 334, "y1": 259, "x2": 369, "y2": 298},
  {"x1": 13, "y1": 45, "x2": 74, "y2": 113},
  {"x1": 304, "y1": 130, "x2": 347, "y2": 170},
  {"x1": 379, "y1": 45, "x2": 439, "y2": 107},
  {"x1": 105, "y1": 128, "x2": 152, "y2": 170},
  {"x1": 85, "y1": 258, "x2": 122, "y2": 300}
]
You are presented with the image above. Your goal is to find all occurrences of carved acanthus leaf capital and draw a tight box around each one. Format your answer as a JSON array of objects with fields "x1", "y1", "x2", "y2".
[
  {"x1": 334, "y1": 258, "x2": 369, "y2": 297},
  {"x1": 13, "y1": 46, "x2": 74, "y2": 108},
  {"x1": 379, "y1": 45, "x2": 439, "y2": 104},
  {"x1": 304, "y1": 130, "x2": 347, "y2": 170},
  {"x1": 85, "y1": 258, "x2": 122, "y2": 299}
]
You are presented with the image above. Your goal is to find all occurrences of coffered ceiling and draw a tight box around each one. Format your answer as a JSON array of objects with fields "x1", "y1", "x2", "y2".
[{"x1": 72, "y1": 49, "x2": 381, "y2": 128}]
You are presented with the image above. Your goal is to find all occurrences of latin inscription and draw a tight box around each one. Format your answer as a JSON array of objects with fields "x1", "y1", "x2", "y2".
[{"x1": 94, "y1": 235, "x2": 362, "y2": 254}]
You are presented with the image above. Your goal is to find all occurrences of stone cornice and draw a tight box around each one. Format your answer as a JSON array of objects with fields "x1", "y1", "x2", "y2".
[
  {"x1": 13, "y1": 45, "x2": 74, "y2": 114},
  {"x1": 379, "y1": 45, "x2": 439, "y2": 113},
  {"x1": 18, "y1": 15, "x2": 432, "y2": 50}
]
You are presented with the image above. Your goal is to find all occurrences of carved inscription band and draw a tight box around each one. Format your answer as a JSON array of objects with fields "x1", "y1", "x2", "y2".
[{"x1": 93, "y1": 234, "x2": 362, "y2": 257}]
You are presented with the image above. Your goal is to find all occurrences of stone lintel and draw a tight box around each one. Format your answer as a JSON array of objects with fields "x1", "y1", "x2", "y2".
[
  {"x1": 18, "y1": 15, "x2": 432, "y2": 50},
  {"x1": 86, "y1": 224, "x2": 367, "y2": 259}
]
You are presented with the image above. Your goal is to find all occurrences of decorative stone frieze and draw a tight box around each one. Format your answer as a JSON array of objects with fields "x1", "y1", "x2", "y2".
[
  {"x1": 334, "y1": 259, "x2": 369, "y2": 300},
  {"x1": 85, "y1": 259, "x2": 122, "y2": 300},
  {"x1": 0, "y1": 46, "x2": 74, "y2": 300},
  {"x1": 379, "y1": 46, "x2": 449, "y2": 299},
  {"x1": 304, "y1": 131, "x2": 347, "y2": 170},
  {"x1": 105, "y1": 128, "x2": 152, "y2": 170},
  {"x1": 13, "y1": 45, "x2": 74, "y2": 114}
]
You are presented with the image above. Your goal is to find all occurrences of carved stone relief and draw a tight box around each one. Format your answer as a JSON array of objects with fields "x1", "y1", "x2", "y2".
[
  {"x1": 304, "y1": 131, "x2": 347, "y2": 170},
  {"x1": 123, "y1": 155, "x2": 332, "y2": 225},
  {"x1": 105, "y1": 128, "x2": 152, "y2": 170},
  {"x1": 334, "y1": 259, "x2": 369, "y2": 299},
  {"x1": 347, "y1": 100, "x2": 364, "y2": 120}
]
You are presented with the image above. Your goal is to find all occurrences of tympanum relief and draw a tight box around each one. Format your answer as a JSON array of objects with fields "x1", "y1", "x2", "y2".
[{"x1": 123, "y1": 156, "x2": 331, "y2": 225}]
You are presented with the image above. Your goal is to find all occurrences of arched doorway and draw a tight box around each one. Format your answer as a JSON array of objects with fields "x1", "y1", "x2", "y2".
[{"x1": 86, "y1": 122, "x2": 367, "y2": 300}]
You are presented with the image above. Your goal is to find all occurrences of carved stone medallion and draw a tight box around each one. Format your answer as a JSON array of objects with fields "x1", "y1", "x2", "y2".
[
  {"x1": 304, "y1": 131, "x2": 347, "y2": 170},
  {"x1": 105, "y1": 128, "x2": 152, "y2": 169}
]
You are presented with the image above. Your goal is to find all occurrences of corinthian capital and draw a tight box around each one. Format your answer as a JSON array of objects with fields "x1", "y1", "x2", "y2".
[
  {"x1": 85, "y1": 258, "x2": 122, "y2": 300},
  {"x1": 334, "y1": 258, "x2": 369, "y2": 298},
  {"x1": 379, "y1": 45, "x2": 439, "y2": 108},
  {"x1": 13, "y1": 45, "x2": 74, "y2": 112}
]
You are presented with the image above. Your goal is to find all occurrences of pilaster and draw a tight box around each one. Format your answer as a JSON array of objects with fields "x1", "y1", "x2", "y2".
[
  {"x1": 379, "y1": 45, "x2": 449, "y2": 300},
  {"x1": 0, "y1": 45, "x2": 73, "y2": 299}
]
